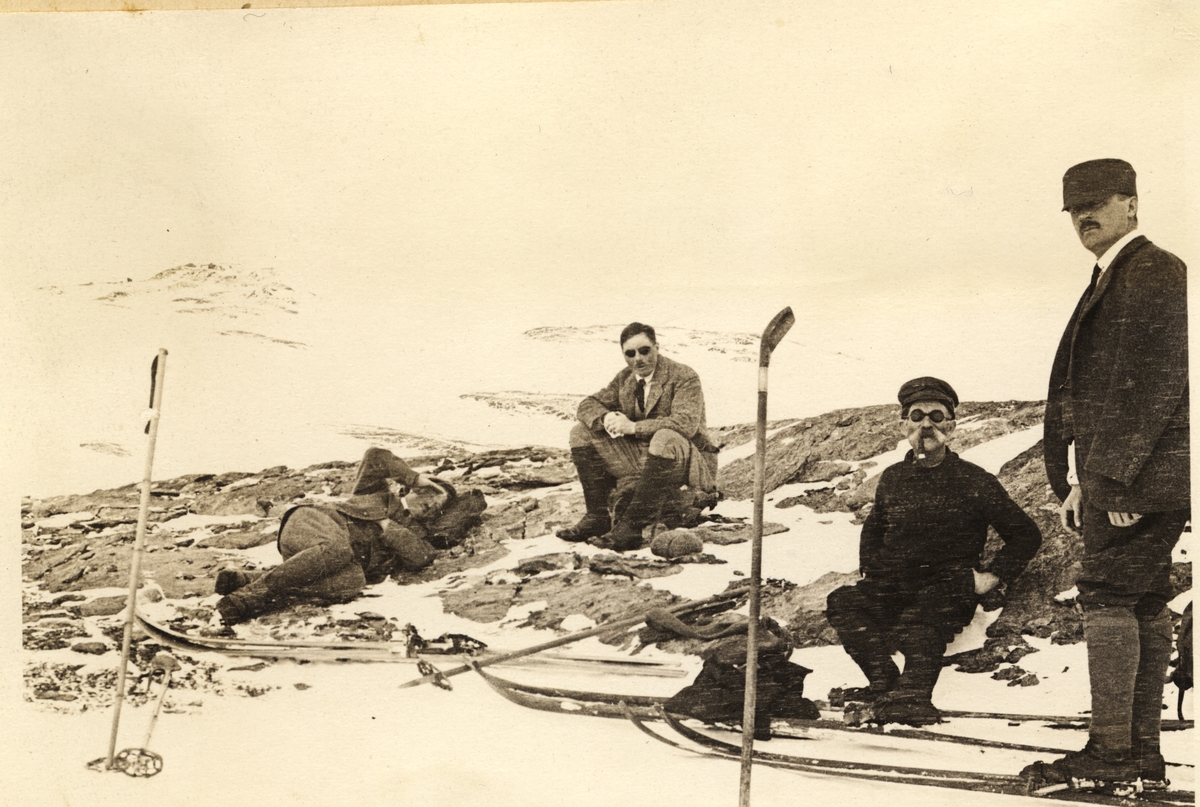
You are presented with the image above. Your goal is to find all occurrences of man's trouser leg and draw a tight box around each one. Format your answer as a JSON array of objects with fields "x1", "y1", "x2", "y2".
[
  {"x1": 891, "y1": 575, "x2": 977, "y2": 700},
  {"x1": 350, "y1": 447, "x2": 416, "y2": 495},
  {"x1": 595, "y1": 430, "x2": 688, "y2": 551},
  {"x1": 217, "y1": 508, "x2": 359, "y2": 622},
  {"x1": 826, "y1": 583, "x2": 900, "y2": 695},
  {"x1": 1077, "y1": 506, "x2": 1188, "y2": 764},
  {"x1": 1083, "y1": 603, "x2": 1140, "y2": 760},
  {"x1": 892, "y1": 623, "x2": 947, "y2": 700},
  {"x1": 1131, "y1": 601, "x2": 1174, "y2": 779},
  {"x1": 558, "y1": 425, "x2": 618, "y2": 541}
]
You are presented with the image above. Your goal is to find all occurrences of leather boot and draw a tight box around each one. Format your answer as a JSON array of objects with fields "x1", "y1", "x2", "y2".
[
  {"x1": 557, "y1": 446, "x2": 615, "y2": 542},
  {"x1": 592, "y1": 454, "x2": 680, "y2": 552},
  {"x1": 215, "y1": 579, "x2": 276, "y2": 624},
  {"x1": 870, "y1": 690, "x2": 941, "y2": 726}
]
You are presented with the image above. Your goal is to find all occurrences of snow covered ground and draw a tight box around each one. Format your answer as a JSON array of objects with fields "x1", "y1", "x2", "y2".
[{"x1": 9, "y1": 432, "x2": 1194, "y2": 807}]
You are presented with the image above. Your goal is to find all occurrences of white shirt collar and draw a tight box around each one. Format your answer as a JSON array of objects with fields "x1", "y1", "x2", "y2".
[{"x1": 1096, "y1": 228, "x2": 1141, "y2": 273}]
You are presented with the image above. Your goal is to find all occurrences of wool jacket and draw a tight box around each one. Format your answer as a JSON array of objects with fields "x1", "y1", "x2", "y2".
[
  {"x1": 860, "y1": 451, "x2": 1042, "y2": 587},
  {"x1": 1043, "y1": 236, "x2": 1190, "y2": 511},
  {"x1": 277, "y1": 503, "x2": 434, "y2": 583},
  {"x1": 577, "y1": 354, "x2": 718, "y2": 453}
]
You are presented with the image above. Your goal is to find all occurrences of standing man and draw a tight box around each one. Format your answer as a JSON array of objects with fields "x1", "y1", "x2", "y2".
[
  {"x1": 1025, "y1": 160, "x2": 1189, "y2": 792},
  {"x1": 826, "y1": 377, "x2": 1042, "y2": 726},
  {"x1": 557, "y1": 322, "x2": 719, "y2": 551}
]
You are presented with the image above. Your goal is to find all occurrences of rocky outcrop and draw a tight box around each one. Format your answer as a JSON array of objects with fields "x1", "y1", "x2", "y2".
[
  {"x1": 719, "y1": 400, "x2": 1046, "y2": 502},
  {"x1": 21, "y1": 401, "x2": 1192, "y2": 711}
]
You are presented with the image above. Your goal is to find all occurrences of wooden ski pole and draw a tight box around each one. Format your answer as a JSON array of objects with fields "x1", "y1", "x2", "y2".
[
  {"x1": 105, "y1": 349, "x2": 168, "y2": 770},
  {"x1": 399, "y1": 584, "x2": 748, "y2": 689},
  {"x1": 738, "y1": 308, "x2": 794, "y2": 807}
]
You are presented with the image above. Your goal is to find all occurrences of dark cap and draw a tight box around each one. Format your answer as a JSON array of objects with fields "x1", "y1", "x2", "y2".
[
  {"x1": 1062, "y1": 159, "x2": 1136, "y2": 211},
  {"x1": 898, "y1": 376, "x2": 959, "y2": 417}
]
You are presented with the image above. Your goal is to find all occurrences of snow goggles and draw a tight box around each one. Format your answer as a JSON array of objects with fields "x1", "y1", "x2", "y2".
[
  {"x1": 624, "y1": 346, "x2": 653, "y2": 358},
  {"x1": 908, "y1": 408, "x2": 951, "y2": 424}
]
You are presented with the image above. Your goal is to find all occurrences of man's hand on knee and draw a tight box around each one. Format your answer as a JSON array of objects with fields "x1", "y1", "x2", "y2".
[{"x1": 603, "y1": 411, "x2": 635, "y2": 437}]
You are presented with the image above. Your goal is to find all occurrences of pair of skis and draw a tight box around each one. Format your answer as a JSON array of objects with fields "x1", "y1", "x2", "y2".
[
  {"x1": 627, "y1": 706, "x2": 1191, "y2": 806},
  {"x1": 469, "y1": 666, "x2": 1192, "y2": 806},
  {"x1": 134, "y1": 613, "x2": 684, "y2": 674}
]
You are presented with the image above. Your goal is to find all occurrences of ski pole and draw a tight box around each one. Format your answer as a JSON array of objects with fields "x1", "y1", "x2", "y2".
[
  {"x1": 738, "y1": 308, "x2": 794, "y2": 807},
  {"x1": 105, "y1": 653, "x2": 180, "y2": 778},
  {"x1": 105, "y1": 349, "x2": 168, "y2": 771},
  {"x1": 139, "y1": 653, "x2": 179, "y2": 750},
  {"x1": 399, "y1": 585, "x2": 749, "y2": 689}
]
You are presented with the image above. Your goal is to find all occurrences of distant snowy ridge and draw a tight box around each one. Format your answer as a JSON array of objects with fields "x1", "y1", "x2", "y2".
[
  {"x1": 460, "y1": 391, "x2": 585, "y2": 421},
  {"x1": 526, "y1": 325, "x2": 760, "y2": 362},
  {"x1": 38, "y1": 262, "x2": 313, "y2": 322},
  {"x1": 335, "y1": 423, "x2": 498, "y2": 457}
]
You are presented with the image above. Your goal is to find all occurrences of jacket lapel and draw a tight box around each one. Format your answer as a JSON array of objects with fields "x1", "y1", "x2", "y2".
[
  {"x1": 643, "y1": 356, "x2": 669, "y2": 415},
  {"x1": 1068, "y1": 236, "x2": 1149, "y2": 363},
  {"x1": 1080, "y1": 235, "x2": 1147, "y2": 320}
]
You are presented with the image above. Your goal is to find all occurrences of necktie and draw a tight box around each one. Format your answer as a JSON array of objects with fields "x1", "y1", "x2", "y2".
[
  {"x1": 1084, "y1": 264, "x2": 1101, "y2": 301},
  {"x1": 635, "y1": 379, "x2": 646, "y2": 412}
]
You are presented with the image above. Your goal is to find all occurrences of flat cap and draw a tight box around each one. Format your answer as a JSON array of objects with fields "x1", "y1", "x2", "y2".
[
  {"x1": 898, "y1": 376, "x2": 959, "y2": 416},
  {"x1": 1062, "y1": 159, "x2": 1136, "y2": 211}
]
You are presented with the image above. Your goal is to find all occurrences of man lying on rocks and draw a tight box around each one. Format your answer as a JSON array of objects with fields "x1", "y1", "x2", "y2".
[
  {"x1": 215, "y1": 447, "x2": 479, "y2": 624},
  {"x1": 825, "y1": 377, "x2": 1043, "y2": 726},
  {"x1": 557, "y1": 322, "x2": 720, "y2": 552}
]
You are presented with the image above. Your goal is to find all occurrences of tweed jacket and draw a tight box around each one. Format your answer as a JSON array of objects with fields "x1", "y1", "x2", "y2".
[
  {"x1": 577, "y1": 354, "x2": 718, "y2": 453},
  {"x1": 1043, "y1": 235, "x2": 1190, "y2": 512}
]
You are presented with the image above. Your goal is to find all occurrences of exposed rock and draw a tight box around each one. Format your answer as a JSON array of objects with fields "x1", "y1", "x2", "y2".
[
  {"x1": 441, "y1": 583, "x2": 519, "y2": 623},
  {"x1": 587, "y1": 554, "x2": 680, "y2": 580},
  {"x1": 796, "y1": 463, "x2": 854, "y2": 482},
  {"x1": 698, "y1": 521, "x2": 789, "y2": 546},
  {"x1": 759, "y1": 570, "x2": 857, "y2": 648},
  {"x1": 20, "y1": 400, "x2": 1192, "y2": 714},
  {"x1": 992, "y1": 665, "x2": 1026, "y2": 681},
  {"x1": 76, "y1": 596, "x2": 128, "y2": 617},
  {"x1": 70, "y1": 642, "x2": 110, "y2": 655},
  {"x1": 515, "y1": 553, "x2": 583, "y2": 576}
]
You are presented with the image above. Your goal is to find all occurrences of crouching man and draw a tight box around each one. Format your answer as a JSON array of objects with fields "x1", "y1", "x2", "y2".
[
  {"x1": 215, "y1": 447, "x2": 456, "y2": 623},
  {"x1": 825, "y1": 377, "x2": 1042, "y2": 726},
  {"x1": 557, "y1": 322, "x2": 719, "y2": 552}
]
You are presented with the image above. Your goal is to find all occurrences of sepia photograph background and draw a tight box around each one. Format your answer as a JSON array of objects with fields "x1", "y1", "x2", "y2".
[{"x1": 2, "y1": 1, "x2": 1196, "y2": 804}]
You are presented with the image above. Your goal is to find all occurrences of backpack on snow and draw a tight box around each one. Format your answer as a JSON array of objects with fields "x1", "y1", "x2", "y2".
[{"x1": 664, "y1": 617, "x2": 819, "y2": 725}]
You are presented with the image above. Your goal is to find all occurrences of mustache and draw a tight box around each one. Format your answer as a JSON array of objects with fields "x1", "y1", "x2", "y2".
[{"x1": 1079, "y1": 220, "x2": 1100, "y2": 231}]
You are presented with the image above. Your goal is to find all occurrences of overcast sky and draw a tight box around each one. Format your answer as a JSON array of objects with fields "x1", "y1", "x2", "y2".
[
  {"x1": 2, "y1": 1, "x2": 1197, "y2": 437},
  {"x1": 3, "y1": 2, "x2": 1195, "y2": 294}
]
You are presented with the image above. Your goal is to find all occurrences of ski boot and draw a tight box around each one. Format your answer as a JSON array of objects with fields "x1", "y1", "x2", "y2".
[
  {"x1": 1020, "y1": 743, "x2": 1141, "y2": 798},
  {"x1": 868, "y1": 691, "x2": 941, "y2": 727},
  {"x1": 1138, "y1": 752, "x2": 1170, "y2": 792}
]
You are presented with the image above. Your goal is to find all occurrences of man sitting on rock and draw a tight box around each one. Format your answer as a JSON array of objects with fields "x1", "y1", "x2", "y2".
[
  {"x1": 556, "y1": 322, "x2": 720, "y2": 552},
  {"x1": 215, "y1": 447, "x2": 454, "y2": 624},
  {"x1": 825, "y1": 377, "x2": 1043, "y2": 726}
]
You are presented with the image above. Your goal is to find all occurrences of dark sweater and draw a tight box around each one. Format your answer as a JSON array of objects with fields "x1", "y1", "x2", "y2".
[{"x1": 860, "y1": 450, "x2": 1042, "y2": 586}]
